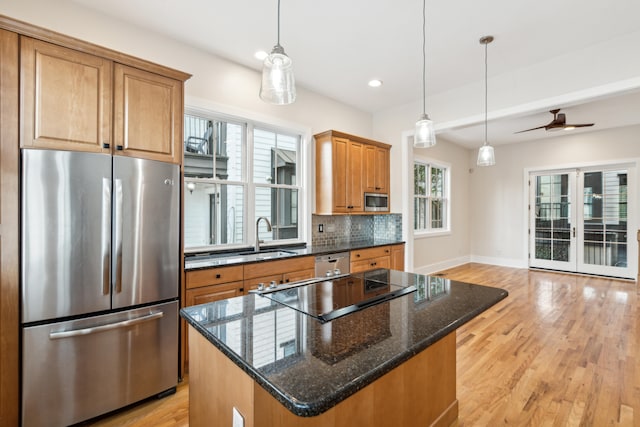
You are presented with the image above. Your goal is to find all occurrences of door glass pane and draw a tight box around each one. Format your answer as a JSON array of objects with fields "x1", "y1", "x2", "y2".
[
  {"x1": 534, "y1": 174, "x2": 571, "y2": 262},
  {"x1": 582, "y1": 170, "x2": 627, "y2": 267}
]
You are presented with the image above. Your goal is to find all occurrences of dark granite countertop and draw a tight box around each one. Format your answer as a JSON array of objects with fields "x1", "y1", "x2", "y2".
[
  {"x1": 184, "y1": 239, "x2": 405, "y2": 270},
  {"x1": 180, "y1": 269, "x2": 508, "y2": 417}
]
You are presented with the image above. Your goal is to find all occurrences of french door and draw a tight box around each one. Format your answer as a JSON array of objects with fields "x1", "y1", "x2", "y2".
[{"x1": 529, "y1": 166, "x2": 633, "y2": 278}]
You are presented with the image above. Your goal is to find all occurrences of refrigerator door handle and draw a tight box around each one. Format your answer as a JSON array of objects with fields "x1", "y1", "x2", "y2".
[
  {"x1": 102, "y1": 178, "x2": 111, "y2": 295},
  {"x1": 114, "y1": 178, "x2": 123, "y2": 294},
  {"x1": 48, "y1": 311, "x2": 164, "y2": 340}
]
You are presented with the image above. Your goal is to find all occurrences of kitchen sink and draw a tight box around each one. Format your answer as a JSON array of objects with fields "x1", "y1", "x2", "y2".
[{"x1": 237, "y1": 249, "x2": 296, "y2": 256}]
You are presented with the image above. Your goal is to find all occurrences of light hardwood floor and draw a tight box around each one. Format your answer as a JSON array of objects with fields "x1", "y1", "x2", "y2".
[{"x1": 87, "y1": 263, "x2": 639, "y2": 426}]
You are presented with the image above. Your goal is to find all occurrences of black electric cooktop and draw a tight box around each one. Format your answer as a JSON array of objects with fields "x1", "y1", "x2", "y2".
[{"x1": 255, "y1": 269, "x2": 417, "y2": 323}]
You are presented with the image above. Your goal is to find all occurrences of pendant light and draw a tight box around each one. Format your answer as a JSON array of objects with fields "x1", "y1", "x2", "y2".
[
  {"x1": 477, "y1": 35, "x2": 495, "y2": 166},
  {"x1": 414, "y1": 0, "x2": 436, "y2": 148},
  {"x1": 260, "y1": 0, "x2": 296, "y2": 105}
]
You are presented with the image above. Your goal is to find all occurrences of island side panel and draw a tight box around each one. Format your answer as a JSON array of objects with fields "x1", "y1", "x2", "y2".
[
  {"x1": 253, "y1": 332, "x2": 457, "y2": 427},
  {"x1": 188, "y1": 326, "x2": 255, "y2": 427},
  {"x1": 189, "y1": 324, "x2": 457, "y2": 427}
]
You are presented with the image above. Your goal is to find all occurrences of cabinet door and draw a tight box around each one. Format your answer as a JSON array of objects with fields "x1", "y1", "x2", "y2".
[
  {"x1": 347, "y1": 140, "x2": 364, "y2": 212},
  {"x1": 113, "y1": 63, "x2": 182, "y2": 164},
  {"x1": 391, "y1": 244, "x2": 405, "y2": 271},
  {"x1": 374, "y1": 146, "x2": 390, "y2": 193},
  {"x1": 20, "y1": 37, "x2": 112, "y2": 152},
  {"x1": 332, "y1": 137, "x2": 349, "y2": 212},
  {"x1": 364, "y1": 145, "x2": 377, "y2": 193}
]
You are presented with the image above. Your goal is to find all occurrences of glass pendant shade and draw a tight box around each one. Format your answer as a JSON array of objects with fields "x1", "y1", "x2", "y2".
[
  {"x1": 477, "y1": 143, "x2": 495, "y2": 166},
  {"x1": 260, "y1": 45, "x2": 296, "y2": 105},
  {"x1": 414, "y1": 114, "x2": 436, "y2": 148}
]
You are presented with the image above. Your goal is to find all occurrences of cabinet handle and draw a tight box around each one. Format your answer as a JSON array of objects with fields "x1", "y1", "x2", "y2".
[
  {"x1": 285, "y1": 279, "x2": 290, "y2": 283},
  {"x1": 103, "y1": 142, "x2": 110, "y2": 149},
  {"x1": 385, "y1": 249, "x2": 390, "y2": 254},
  {"x1": 375, "y1": 187, "x2": 381, "y2": 190},
  {"x1": 356, "y1": 254, "x2": 360, "y2": 258},
  {"x1": 239, "y1": 288, "x2": 244, "y2": 292},
  {"x1": 116, "y1": 145, "x2": 123, "y2": 151},
  {"x1": 215, "y1": 274, "x2": 221, "y2": 279}
]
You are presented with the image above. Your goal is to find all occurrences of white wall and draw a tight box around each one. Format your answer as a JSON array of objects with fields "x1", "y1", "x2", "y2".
[
  {"x1": 0, "y1": 0, "x2": 373, "y2": 137},
  {"x1": 373, "y1": 108, "x2": 471, "y2": 273},
  {"x1": 469, "y1": 124, "x2": 640, "y2": 269}
]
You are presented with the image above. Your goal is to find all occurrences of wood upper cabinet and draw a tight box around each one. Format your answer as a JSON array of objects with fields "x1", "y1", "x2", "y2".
[
  {"x1": 21, "y1": 37, "x2": 184, "y2": 164},
  {"x1": 315, "y1": 130, "x2": 390, "y2": 215},
  {"x1": 364, "y1": 144, "x2": 390, "y2": 194},
  {"x1": 20, "y1": 37, "x2": 112, "y2": 153},
  {"x1": 113, "y1": 63, "x2": 182, "y2": 163}
]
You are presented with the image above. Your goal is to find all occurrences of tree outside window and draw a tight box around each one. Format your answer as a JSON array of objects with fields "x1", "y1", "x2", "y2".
[{"x1": 414, "y1": 161, "x2": 448, "y2": 232}]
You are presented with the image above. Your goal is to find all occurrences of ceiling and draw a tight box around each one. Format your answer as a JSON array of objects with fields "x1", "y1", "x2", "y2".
[{"x1": 72, "y1": 0, "x2": 640, "y2": 148}]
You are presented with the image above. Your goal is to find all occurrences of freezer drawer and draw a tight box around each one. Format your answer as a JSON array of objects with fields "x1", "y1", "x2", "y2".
[{"x1": 22, "y1": 301, "x2": 178, "y2": 427}]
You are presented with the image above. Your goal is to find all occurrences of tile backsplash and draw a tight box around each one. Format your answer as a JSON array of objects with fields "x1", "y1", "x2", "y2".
[{"x1": 312, "y1": 214, "x2": 402, "y2": 247}]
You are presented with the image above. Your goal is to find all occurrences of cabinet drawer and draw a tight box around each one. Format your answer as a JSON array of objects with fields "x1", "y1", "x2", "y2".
[
  {"x1": 351, "y1": 256, "x2": 391, "y2": 273},
  {"x1": 185, "y1": 265, "x2": 244, "y2": 289},
  {"x1": 351, "y1": 246, "x2": 391, "y2": 261},
  {"x1": 243, "y1": 275, "x2": 282, "y2": 293},
  {"x1": 243, "y1": 256, "x2": 314, "y2": 280},
  {"x1": 185, "y1": 281, "x2": 244, "y2": 306},
  {"x1": 283, "y1": 268, "x2": 316, "y2": 284}
]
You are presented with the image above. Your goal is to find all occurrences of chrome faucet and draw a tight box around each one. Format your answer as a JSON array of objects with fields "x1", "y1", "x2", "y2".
[{"x1": 255, "y1": 216, "x2": 272, "y2": 252}]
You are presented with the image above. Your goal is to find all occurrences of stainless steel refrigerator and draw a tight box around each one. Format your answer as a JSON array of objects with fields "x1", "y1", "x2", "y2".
[{"x1": 21, "y1": 149, "x2": 180, "y2": 427}]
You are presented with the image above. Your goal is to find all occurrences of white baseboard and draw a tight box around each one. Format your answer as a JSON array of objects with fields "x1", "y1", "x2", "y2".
[
  {"x1": 411, "y1": 255, "x2": 527, "y2": 274},
  {"x1": 470, "y1": 255, "x2": 528, "y2": 269},
  {"x1": 411, "y1": 256, "x2": 471, "y2": 275}
]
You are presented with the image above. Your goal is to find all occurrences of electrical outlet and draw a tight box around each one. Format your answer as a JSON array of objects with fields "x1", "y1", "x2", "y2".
[
  {"x1": 318, "y1": 224, "x2": 324, "y2": 233},
  {"x1": 232, "y1": 407, "x2": 244, "y2": 427}
]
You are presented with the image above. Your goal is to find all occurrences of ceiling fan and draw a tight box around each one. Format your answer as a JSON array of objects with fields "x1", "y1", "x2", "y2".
[{"x1": 515, "y1": 109, "x2": 594, "y2": 133}]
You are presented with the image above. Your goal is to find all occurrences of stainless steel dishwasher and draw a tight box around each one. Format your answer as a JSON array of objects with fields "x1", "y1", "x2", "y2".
[{"x1": 315, "y1": 252, "x2": 350, "y2": 278}]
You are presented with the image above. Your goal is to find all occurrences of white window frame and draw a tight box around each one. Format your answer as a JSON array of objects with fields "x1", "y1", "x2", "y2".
[
  {"x1": 413, "y1": 156, "x2": 451, "y2": 238},
  {"x1": 184, "y1": 106, "x2": 307, "y2": 253}
]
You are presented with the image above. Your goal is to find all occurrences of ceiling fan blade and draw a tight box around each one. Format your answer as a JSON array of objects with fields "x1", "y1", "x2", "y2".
[
  {"x1": 514, "y1": 125, "x2": 547, "y2": 134},
  {"x1": 567, "y1": 123, "x2": 594, "y2": 128}
]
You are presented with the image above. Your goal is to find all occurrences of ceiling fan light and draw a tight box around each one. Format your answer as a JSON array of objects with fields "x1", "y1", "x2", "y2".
[
  {"x1": 260, "y1": 44, "x2": 296, "y2": 105},
  {"x1": 477, "y1": 144, "x2": 495, "y2": 167},
  {"x1": 414, "y1": 114, "x2": 436, "y2": 148}
]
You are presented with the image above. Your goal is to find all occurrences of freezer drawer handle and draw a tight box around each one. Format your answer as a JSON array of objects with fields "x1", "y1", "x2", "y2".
[{"x1": 48, "y1": 311, "x2": 164, "y2": 340}]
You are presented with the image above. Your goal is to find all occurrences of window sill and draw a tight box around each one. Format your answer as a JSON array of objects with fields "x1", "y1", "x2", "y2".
[{"x1": 413, "y1": 230, "x2": 452, "y2": 239}]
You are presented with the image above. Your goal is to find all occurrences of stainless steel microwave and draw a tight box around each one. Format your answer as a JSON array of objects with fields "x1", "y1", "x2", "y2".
[{"x1": 364, "y1": 192, "x2": 389, "y2": 212}]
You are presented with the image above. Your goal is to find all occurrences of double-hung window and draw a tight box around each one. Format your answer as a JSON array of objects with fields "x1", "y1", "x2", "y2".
[
  {"x1": 183, "y1": 110, "x2": 303, "y2": 251},
  {"x1": 414, "y1": 160, "x2": 449, "y2": 233}
]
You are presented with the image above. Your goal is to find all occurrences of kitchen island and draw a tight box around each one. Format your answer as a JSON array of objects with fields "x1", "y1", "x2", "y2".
[{"x1": 181, "y1": 269, "x2": 507, "y2": 427}]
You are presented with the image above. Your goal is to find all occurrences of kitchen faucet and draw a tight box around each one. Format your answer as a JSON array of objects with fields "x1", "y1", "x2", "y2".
[{"x1": 255, "y1": 216, "x2": 272, "y2": 252}]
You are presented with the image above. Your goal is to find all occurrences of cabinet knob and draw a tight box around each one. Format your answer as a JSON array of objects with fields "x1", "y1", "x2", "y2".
[
  {"x1": 102, "y1": 142, "x2": 110, "y2": 149},
  {"x1": 215, "y1": 274, "x2": 221, "y2": 279},
  {"x1": 356, "y1": 254, "x2": 360, "y2": 258},
  {"x1": 116, "y1": 145, "x2": 123, "y2": 151}
]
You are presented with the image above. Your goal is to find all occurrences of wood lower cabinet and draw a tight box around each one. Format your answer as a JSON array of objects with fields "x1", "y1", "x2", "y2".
[
  {"x1": 351, "y1": 244, "x2": 405, "y2": 273},
  {"x1": 243, "y1": 256, "x2": 315, "y2": 292},
  {"x1": 315, "y1": 130, "x2": 390, "y2": 215},
  {"x1": 20, "y1": 37, "x2": 186, "y2": 164},
  {"x1": 391, "y1": 243, "x2": 405, "y2": 270}
]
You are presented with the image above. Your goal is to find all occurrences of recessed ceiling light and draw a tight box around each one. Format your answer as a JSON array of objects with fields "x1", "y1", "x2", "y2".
[
  {"x1": 254, "y1": 50, "x2": 268, "y2": 61},
  {"x1": 368, "y1": 79, "x2": 383, "y2": 88}
]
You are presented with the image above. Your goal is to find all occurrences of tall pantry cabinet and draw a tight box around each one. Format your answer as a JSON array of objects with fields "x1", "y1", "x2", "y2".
[{"x1": 0, "y1": 15, "x2": 190, "y2": 426}]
